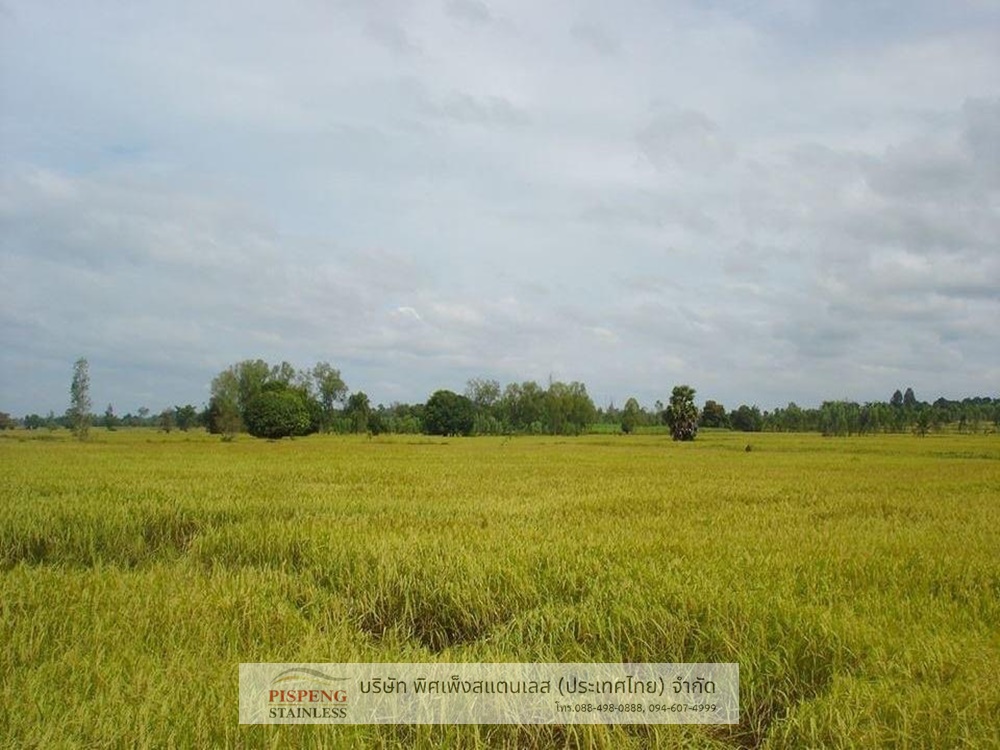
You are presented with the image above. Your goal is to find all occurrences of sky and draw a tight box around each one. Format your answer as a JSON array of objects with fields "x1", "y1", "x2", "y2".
[{"x1": 1, "y1": 0, "x2": 998, "y2": 416}]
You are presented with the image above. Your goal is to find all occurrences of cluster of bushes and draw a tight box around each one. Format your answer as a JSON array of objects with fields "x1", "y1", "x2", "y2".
[
  {"x1": 205, "y1": 360, "x2": 343, "y2": 439},
  {"x1": 202, "y1": 362, "x2": 600, "y2": 440}
]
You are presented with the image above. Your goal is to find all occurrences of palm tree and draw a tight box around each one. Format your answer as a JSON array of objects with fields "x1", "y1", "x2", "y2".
[{"x1": 665, "y1": 385, "x2": 699, "y2": 441}]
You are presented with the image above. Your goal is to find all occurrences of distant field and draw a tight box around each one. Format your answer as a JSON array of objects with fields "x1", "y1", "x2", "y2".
[{"x1": 2, "y1": 429, "x2": 998, "y2": 748}]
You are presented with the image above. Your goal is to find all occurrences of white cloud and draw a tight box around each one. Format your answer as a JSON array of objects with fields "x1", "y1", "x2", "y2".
[
  {"x1": 571, "y1": 21, "x2": 621, "y2": 57},
  {"x1": 637, "y1": 108, "x2": 735, "y2": 173},
  {"x1": 1, "y1": 0, "x2": 998, "y2": 414},
  {"x1": 445, "y1": 0, "x2": 493, "y2": 26}
]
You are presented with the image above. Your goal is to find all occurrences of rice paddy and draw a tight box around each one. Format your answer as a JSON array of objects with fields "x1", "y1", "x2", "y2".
[{"x1": 1, "y1": 429, "x2": 998, "y2": 748}]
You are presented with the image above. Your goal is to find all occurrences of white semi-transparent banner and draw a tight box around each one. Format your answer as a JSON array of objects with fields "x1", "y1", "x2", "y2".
[{"x1": 239, "y1": 662, "x2": 739, "y2": 724}]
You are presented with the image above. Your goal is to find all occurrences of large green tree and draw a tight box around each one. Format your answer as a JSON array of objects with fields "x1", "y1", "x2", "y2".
[
  {"x1": 423, "y1": 390, "x2": 476, "y2": 436},
  {"x1": 730, "y1": 404, "x2": 763, "y2": 432},
  {"x1": 664, "y1": 385, "x2": 699, "y2": 441},
  {"x1": 544, "y1": 381, "x2": 596, "y2": 435},
  {"x1": 499, "y1": 381, "x2": 547, "y2": 433},
  {"x1": 699, "y1": 399, "x2": 729, "y2": 428},
  {"x1": 243, "y1": 385, "x2": 311, "y2": 439}
]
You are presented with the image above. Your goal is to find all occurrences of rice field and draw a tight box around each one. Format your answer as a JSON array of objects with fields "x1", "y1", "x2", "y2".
[{"x1": 1, "y1": 429, "x2": 998, "y2": 748}]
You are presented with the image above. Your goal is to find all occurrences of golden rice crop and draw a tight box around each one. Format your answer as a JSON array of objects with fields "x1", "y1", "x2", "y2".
[{"x1": 1, "y1": 429, "x2": 998, "y2": 748}]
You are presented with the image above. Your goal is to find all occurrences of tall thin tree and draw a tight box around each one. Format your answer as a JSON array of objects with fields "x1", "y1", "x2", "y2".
[{"x1": 70, "y1": 357, "x2": 92, "y2": 440}]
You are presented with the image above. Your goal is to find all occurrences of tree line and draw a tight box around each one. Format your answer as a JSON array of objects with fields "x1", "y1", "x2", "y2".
[
  {"x1": 597, "y1": 387, "x2": 1000, "y2": 437},
  {"x1": 3, "y1": 359, "x2": 998, "y2": 440}
]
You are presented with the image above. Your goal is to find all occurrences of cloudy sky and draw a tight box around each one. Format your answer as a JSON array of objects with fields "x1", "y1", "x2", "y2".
[{"x1": 1, "y1": 0, "x2": 998, "y2": 416}]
